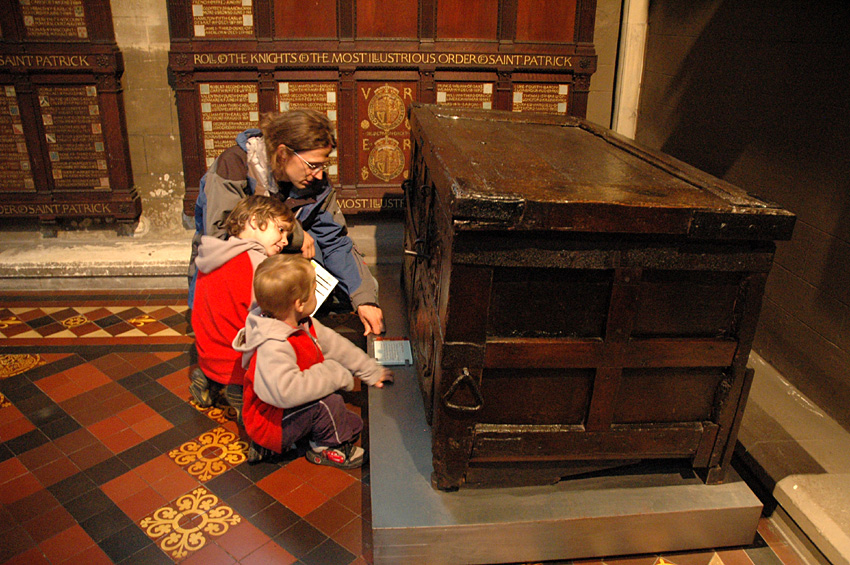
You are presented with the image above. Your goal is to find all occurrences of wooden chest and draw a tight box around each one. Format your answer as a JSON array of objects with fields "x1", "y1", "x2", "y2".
[{"x1": 401, "y1": 104, "x2": 795, "y2": 490}]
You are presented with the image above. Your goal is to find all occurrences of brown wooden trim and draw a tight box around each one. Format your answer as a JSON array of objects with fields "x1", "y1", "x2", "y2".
[
  {"x1": 484, "y1": 337, "x2": 738, "y2": 369},
  {"x1": 471, "y1": 423, "x2": 704, "y2": 461}
]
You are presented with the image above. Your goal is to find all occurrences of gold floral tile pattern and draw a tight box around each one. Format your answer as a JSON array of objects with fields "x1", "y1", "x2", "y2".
[
  {"x1": 0, "y1": 391, "x2": 10, "y2": 408},
  {"x1": 168, "y1": 426, "x2": 248, "y2": 481},
  {"x1": 0, "y1": 353, "x2": 44, "y2": 378},
  {"x1": 191, "y1": 400, "x2": 239, "y2": 424},
  {"x1": 139, "y1": 486, "x2": 241, "y2": 559}
]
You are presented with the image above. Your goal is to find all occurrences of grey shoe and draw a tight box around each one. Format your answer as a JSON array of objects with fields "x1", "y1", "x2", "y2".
[
  {"x1": 224, "y1": 384, "x2": 243, "y2": 426},
  {"x1": 247, "y1": 441, "x2": 277, "y2": 464},
  {"x1": 189, "y1": 368, "x2": 220, "y2": 408}
]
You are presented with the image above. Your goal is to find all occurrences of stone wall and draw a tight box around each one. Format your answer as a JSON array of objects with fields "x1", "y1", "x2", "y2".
[
  {"x1": 112, "y1": 0, "x2": 188, "y2": 239},
  {"x1": 636, "y1": 0, "x2": 850, "y2": 431}
]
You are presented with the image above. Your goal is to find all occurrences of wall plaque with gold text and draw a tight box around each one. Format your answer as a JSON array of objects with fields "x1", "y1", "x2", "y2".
[
  {"x1": 20, "y1": 0, "x2": 88, "y2": 40},
  {"x1": 278, "y1": 81, "x2": 339, "y2": 183},
  {"x1": 199, "y1": 82, "x2": 259, "y2": 167},
  {"x1": 357, "y1": 82, "x2": 416, "y2": 185},
  {"x1": 192, "y1": 0, "x2": 254, "y2": 38},
  {"x1": 436, "y1": 82, "x2": 494, "y2": 109},
  {"x1": 512, "y1": 83, "x2": 570, "y2": 114},
  {"x1": 38, "y1": 85, "x2": 109, "y2": 191},
  {"x1": 0, "y1": 86, "x2": 35, "y2": 193}
]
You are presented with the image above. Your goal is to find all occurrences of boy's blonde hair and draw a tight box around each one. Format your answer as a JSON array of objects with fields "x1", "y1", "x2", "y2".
[
  {"x1": 224, "y1": 194, "x2": 294, "y2": 238},
  {"x1": 254, "y1": 255, "x2": 315, "y2": 318},
  {"x1": 261, "y1": 109, "x2": 336, "y2": 180}
]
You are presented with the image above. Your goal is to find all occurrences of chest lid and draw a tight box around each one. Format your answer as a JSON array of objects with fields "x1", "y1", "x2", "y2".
[{"x1": 409, "y1": 104, "x2": 794, "y2": 240}]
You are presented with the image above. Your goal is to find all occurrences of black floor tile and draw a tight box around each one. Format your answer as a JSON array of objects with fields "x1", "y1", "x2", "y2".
[
  {"x1": 64, "y1": 485, "x2": 114, "y2": 523},
  {"x1": 301, "y1": 538, "x2": 356, "y2": 565},
  {"x1": 49, "y1": 472, "x2": 98, "y2": 504},
  {"x1": 79, "y1": 504, "x2": 134, "y2": 543},
  {"x1": 226, "y1": 484, "x2": 276, "y2": 518},
  {"x1": 205, "y1": 467, "x2": 252, "y2": 500},
  {"x1": 250, "y1": 501, "x2": 301, "y2": 538},
  {"x1": 5, "y1": 429, "x2": 50, "y2": 455},
  {"x1": 273, "y1": 519, "x2": 328, "y2": 559},
  {"x1": 40, "y1": 414, "x2": 82, "y2": 439},
  {"x1": 145, "y1": 390, "x2": 183, "y2": 413},
  {"x1": 100, "y1": 524, "x2": 155, "y2": 563},
  {"x1": 84, "y1": 456, "x2": 131, "y2": 486},
  {"x1": 237, "y1": 459, "x2": 285, "y2": 482},
  {"x1": 117, "y1": 372, "x2": 154, "y2": 391},
  {"x1": 147, "y1": 426, "x2": 192, "y2": 453},
  {"x1": 117, "y1": 440, "x2": 161, "y2": 468}
]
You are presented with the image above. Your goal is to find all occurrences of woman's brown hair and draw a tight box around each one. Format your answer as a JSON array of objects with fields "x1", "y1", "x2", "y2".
[{"x1": 261, "y1": 109, "x2": 337, "y2": 180}]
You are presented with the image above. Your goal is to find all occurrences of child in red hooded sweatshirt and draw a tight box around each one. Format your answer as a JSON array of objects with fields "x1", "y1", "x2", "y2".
[{"x1": 190, "y1": 195, "x2": 295, "y2": 424}]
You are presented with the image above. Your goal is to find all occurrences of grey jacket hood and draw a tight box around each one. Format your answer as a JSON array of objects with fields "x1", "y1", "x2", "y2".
[{"x1": 195, "y1": 236, "x2": 267, "y2": 274}]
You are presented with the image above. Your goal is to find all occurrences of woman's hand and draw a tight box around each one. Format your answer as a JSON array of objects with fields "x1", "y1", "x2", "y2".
[
  {"x1": 300, "y1": 231, "x2": 316, "y2": 259},
  {"x1": 357, "y1": 304, "x2": 385, "y2": 336}
]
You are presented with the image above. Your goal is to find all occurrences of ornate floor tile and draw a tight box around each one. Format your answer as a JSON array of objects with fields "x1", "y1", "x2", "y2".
[
  {"x1": 169, "y1": 426, "x2": 248, "y2": 481},
  {"x1": 139, "y1": 486, "x2": 241, "y2": 560}
]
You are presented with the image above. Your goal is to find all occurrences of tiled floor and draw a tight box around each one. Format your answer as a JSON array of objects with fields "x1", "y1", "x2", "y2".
[{"x1": 0, "y1": 290, "x2": 809, "y2": 564}]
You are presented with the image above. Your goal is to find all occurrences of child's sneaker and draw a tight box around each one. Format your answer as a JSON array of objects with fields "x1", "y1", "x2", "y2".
[
  {"x1": 246, "y1": 441, "x2": 277, "y2": 464},
  {"x1": 305, "y1": 441, "x2": 366, "y2": 469},
  {"x1": 189, "y1": 368, "x2": 220, "y2": 408},
  {"x1": 224, "y1": 384, "x2": 243, "y2": 426}
]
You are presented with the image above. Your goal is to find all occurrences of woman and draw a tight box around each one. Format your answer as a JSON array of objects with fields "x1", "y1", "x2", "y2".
[{"x1": 189, "y1": 109, "x2": 384, "y2": 336}]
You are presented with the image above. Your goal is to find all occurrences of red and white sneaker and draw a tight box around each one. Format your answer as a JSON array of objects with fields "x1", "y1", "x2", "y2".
[{"x1": 305, "y1": 442, "x2": 366, "y2": 469}]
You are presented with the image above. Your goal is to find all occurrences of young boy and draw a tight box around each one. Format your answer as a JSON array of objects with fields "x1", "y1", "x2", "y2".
[
  {"x1": 190, "y1": 194, "x2": 295, "y2": 425},
  {"x1": 233, "y1": 254, "x2": 392, "y2": 468}
]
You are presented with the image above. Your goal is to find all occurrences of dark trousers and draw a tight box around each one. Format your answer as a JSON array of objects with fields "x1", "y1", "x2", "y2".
[{"x1": 280, "y1": 393, "x2": 363, "y2": 449}]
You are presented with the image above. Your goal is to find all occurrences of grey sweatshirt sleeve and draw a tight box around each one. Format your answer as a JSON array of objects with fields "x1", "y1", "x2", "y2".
[
  {"x1": 312, "y1": 318, "x2": 384, "y2": 386},
  {"x1": 251, "y1": 338, "x2": 355, "y2": 409}
]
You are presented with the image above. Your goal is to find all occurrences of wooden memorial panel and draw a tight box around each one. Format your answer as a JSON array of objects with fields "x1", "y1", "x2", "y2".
[
  {"x1": 0, "y1": 86, "x2": 35, "y2": 193},
  {"x1": 436, "y1": 82, "x2": 494, "y2": 110},
  {"x1": 20, "y1": 0, "x2": 89, "y2": 41},
  {"x1": 199, "y1": 82, "x2": 258, "y2": 167},
  {"x1": 0, "y1": 0, "x2": 140, "y2": 230},
  {"x1": 512, "y1": 82, "x2": 570, "y2": 114},
  {"x1": 192, "y1": 0, "x2": 254, "y2": 38},
  {"x1": 350, "y1": 81, "x2": 415, "y2": 212},
  {"x1": 39, "y1": 84, "x2": 109, "y2": 191}
]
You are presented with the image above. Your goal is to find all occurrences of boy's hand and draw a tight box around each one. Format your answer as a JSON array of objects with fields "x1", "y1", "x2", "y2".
[
  {"x1": 373, "y1": 368, "x2": 394, "y2": 388},
  {"x1": 357, "y1": 304, "x2": 385, "y2": 336},
  {"x1": 301, "y1": 231, "x2": 316, "y2": 259}
]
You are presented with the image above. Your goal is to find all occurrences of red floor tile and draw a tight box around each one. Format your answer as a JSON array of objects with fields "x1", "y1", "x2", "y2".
[
  {"x1": 0, "y1": 472, "x2": 44, "y2": 505},
  {"x1": 181, "y1": 541, "x2": 238, "y2": 565},
  {"x1": 308, "y1": 465, "x2": 357, "y2": 498},
  {"x1": 57, "y1": 542, "x2": 113, "y2": 564},
  {"x1": 0, "y1": 456, "x2": 28, "y2": 483},
  {"x1": 0, "y1": 415, "x2": 36, "y2": 441},
  {"x1": 305, "y1": 499, "x2": 358, "y2": 537},
  {"x1": 117, "y1": 486, "x2": 168, "y2": 522},
  {"x1": 131, "y1": 413, "x2": 173, "y2": 440},
  {"x1": 215, "y1": 520, "x2": 271, "y2": 561},
  {"x1": 29, "y1": 456, "x2": 80, "y2": 487},
  {"x1": 116, "y1": 402, "x2": 158, "y2": 426},
  {"x1": 66, "y1": 441, "x2": 113, "y2": 471},
  {"x1": 37, "y1": 524, "x2": 97, "y2": 563},
  {"x1": 256, "y1": 467, "x2": 304, "y2": 501},
  {"x1": 52, "y1": 427, "x2": 98, "y2": 455},
  {"x1": 276, "y1": 481, "x2": 330, "y2": 517},
  {"x1": 101, "y1": 470, "x2": 148, "y2": 503},
  {"x1": 18, "y1": 441, "x2": 64, "y2": 471},
  {"x1": 101, "y1": 426, "x2": 145, "y2": 454},
  {"x1": 22, "y1": 504, "x2": 76, "y2": 544},
  {"x1": 3, "y1": 547, "x2": 51, "y2": 565}
]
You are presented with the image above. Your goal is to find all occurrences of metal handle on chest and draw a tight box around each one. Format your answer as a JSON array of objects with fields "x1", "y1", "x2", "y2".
[{"x1": 442, "y1": 368, "x2": 483, "y2": 412}]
